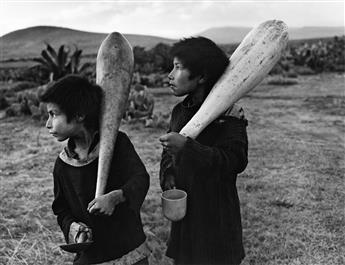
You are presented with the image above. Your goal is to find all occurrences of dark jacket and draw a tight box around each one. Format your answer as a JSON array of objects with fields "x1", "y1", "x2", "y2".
[
  {"x1": 52, "y1": 131, "x2": 149, "y2": 264},
  {"x1": 160, "y1": 96, "x2": 248, "y2": 265}
]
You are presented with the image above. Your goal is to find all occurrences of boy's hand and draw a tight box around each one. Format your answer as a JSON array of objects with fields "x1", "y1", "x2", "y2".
[
  {"x1": 69, "y1": 222, "x2": 92, "y2": 243},
  {"x1": 87, "y1": 190, "x2": 125, "y2": 216},
  {"x1": 159, "y1": 132, "x2": 187, "y2": 156},
  {"x1": 163, "y1": 174, "x2": 176, "y2": 191}
]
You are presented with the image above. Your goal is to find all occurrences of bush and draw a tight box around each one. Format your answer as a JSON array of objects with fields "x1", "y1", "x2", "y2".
[
  {"x1": 285, "y1": 70, "x2": 298, "y2": 78},
  {"x1": 5, "y1": 103, "x2": 23, "y2": 117},
  {"x1": 294, "y1": 66, "x2": 316, "y2": 75},
  {"x1": 11, "y1": 81, "x2": 39, "y2": 92},
  {"x1": 140, "y1": 73, "x2": 169, "y2": 88},
  {"x1": 280, "y1": 36, "x2": 345, "y2": 74},
  {"x1": 3, "y1": 83, "x2": 50, "y2": 120}
]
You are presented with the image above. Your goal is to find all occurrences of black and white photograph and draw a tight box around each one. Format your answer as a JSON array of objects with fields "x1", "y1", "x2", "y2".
[{"x1": 0, "y1": 0, "x2": 344, "y2": 264}]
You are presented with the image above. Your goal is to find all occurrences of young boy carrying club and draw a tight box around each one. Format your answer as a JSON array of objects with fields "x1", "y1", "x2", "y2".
[
  {"x1": 159, "y1": 37, "x2": 248, "y2": 265},
  {"x1": 40, "y1": 75, "x2": 151, "y2": 265}
]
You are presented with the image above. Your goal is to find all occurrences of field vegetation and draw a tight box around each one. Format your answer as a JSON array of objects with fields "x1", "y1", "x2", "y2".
[
  {"x1": 0, "y1": 72, "x2": 344, "y2": 265},
  {"x1": 1, "y1": 36, "x2": 344, "y2": 123},
  {"x1": 0, "y1": 33, "x2": 344, "y2": 264}
]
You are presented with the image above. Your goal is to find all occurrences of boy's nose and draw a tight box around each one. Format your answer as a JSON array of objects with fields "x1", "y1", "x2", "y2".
[
  {"x1": 46, "y1": 118, "x2": 52, "y2": 129},
  {"x1": 168, "y1": 71, "x2": 173, "y2": 80}
]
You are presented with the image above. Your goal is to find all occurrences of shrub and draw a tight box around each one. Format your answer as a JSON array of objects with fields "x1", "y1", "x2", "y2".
[
  {"x1": 5, "y1": 103, "x2": 22, "y2": 117},
  {"x1": 294, "y1": 66, "x2": 316, "y2": 75},
  {"x1": 285, "y1": 70, "x2": 298, "y2": 78},
  {"x1": 140, "y1": 73, "x2": 169, "y2": 88},
  {"x1": 3, "y1": 82, "x2": 50, "y2": 120},
  {"x1": 11, "y1": 81, "x2": 39, "y2": 92}
]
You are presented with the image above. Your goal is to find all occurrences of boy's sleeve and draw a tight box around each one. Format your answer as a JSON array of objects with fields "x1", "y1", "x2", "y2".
[
  {"x1": 119, "y1": 134, "x2": 150, "y2": 214},
  {"x1": 159, "y1": 123, "x2": 176, "y2": 191},
  {"x1": 51, "y1": 161, "x2": 76, "y2": 243},
  {"x1": 175, "y1": 117, "x2": 248, "y2": 182},
  {"x1": 159, "y1": 148, "x2": 176, "y2": 191}
]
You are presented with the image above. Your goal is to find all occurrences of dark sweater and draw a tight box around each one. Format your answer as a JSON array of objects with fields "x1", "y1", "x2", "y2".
[
  {"x1": 160, "y1": 96, "x2": 248, "y2": 265},
  {"x1": 52, "y1": 131, "x2": 149, "y2": 265}
]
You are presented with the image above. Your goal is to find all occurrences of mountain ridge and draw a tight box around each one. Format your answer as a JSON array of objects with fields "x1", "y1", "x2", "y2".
[
  {"x1": 0, "y1": 26, "x2": 176, "y2": 61},
  {"x1": 197, "y1": 26, "x2": 345, "y2": 44},
  {"x1": 1, "y1": 25, "x2": 344, "y2": 61}
]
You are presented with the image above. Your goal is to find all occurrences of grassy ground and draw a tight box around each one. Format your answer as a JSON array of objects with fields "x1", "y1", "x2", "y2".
[{"x1": 0, "y1": 73, "x2": 344, "y2": 265}]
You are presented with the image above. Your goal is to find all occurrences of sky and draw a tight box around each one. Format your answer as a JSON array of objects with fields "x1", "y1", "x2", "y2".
[{"x1": 0, "y1": 0, "x2": 344, "y2": 38}]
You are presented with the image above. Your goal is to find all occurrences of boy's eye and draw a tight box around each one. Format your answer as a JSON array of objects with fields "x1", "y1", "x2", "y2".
[{"x1": 48, "y1": 111, "x2": 56, "y2": 117}]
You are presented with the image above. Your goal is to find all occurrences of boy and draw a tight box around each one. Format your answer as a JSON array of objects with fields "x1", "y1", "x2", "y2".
[
  {"x1": 127, "y1": 84, "x2": 154, "y2": 120},
  {"x1": 159, "y1": 37, "x2": 248, "y2": 265},
  {"x1": 40, "y1": 75, "x2": 151, "y2": 265}
]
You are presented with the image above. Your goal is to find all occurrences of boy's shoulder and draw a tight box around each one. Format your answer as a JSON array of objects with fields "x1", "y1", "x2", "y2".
[
  {"x1": 222, "y1": 104, "x2": 245, "y2": 120},
  {"x1": 117, "y1": 130, "x2": 127, "y2": 139},
  {"x1": 117, "y1": 130, "x2": 131, "y2": 144},
  {"x1": 56, "y1": 131, "x2": 131, "y2": 168},
  {"x1": 214, "y1": 104, "x2": 247, "y2": 125},
  {"x1": 114, "y1": 130, "x2": 137, "y2": 152}
]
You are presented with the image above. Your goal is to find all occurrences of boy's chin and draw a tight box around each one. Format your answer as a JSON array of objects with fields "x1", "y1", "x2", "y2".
[
  {"x1": 54, "y1": 135, "x2": 68, "y2": 142},
  {"x1": 172, "y1": 91, "x2": 186, "y2": 97}
]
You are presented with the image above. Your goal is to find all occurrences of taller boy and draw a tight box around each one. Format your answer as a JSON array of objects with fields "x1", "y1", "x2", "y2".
[{"x1": 159, "y1": 37, "x2": 248, "y2": 264}]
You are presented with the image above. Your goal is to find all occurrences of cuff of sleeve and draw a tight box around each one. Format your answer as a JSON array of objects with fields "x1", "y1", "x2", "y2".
[
  {"x1": 121, "y1": 185, "x2": 140, "y2": 214},
  {"x1": 121, "y1": 185, "x2": 130, "y2": 203},
  {"x1": 175, "y1": 137, "x2": 211, "y2": 168},
  {"x1": 63, "y1": 219, "x2": 75, "y2": 244}
]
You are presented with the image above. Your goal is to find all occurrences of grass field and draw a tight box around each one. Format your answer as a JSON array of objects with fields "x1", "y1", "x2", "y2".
[{"x1": 0, "y1": 73, "x2": 344, "y2": 265}]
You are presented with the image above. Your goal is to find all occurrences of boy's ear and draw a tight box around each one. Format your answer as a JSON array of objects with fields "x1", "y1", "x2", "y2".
[
  {"x1": 198, "y1": 76, "x2": 206, "y2": 84},
  {"x1": 75, "y1": 114, "x2": 85, "y2": 123}
]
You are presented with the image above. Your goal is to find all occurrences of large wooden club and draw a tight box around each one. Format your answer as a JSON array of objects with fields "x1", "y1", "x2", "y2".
[
  {"x1": 95, "y1": 32, "x2": 134, "y2": 198},
  {"x1": 179, "y1": 20, "x2": 289, "y2": 139}
]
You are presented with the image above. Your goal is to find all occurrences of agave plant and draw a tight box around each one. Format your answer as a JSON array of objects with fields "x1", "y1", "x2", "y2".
[
  {"x1": 33, "y1": 43, "x2": 91, "y2": 81},
  {"x1": 68, "y1": 44, "x2": 92, "y2": 75}
]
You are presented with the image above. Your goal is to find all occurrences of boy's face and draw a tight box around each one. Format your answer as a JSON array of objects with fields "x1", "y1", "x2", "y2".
[
  {"x1": 168, "y1": 57, "x2": 201, "y2": 97},
  {"x1": 45, "y1": 103, "x2": 82, "y2": 142}
]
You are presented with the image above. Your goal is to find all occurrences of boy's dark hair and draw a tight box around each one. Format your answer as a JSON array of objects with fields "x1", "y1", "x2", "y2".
[
  {"x1": 40, "y1": 74, "x2": 103, "y2": 130},
  {"x1": 170, "y1": 37, "x2": 229, "y2": 94}
]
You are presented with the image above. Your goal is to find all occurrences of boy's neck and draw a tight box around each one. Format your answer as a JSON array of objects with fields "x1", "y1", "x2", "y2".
[
  {"x1": 72, "y1": 128, "x2": 98, "y2": 153},
  {"x1": 189, "y1": 85, "x2": 207, "y2": 106}
]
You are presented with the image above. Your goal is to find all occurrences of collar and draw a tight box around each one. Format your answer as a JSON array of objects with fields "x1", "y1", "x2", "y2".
[
  {"x1": 59, "y1": 132, "x2": 100, "y2": 167},
  {"x1": 181, "y1": 95, "x2": 202, "y2": 109}
]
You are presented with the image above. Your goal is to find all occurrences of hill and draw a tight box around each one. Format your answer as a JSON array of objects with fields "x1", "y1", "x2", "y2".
[
  {"x1": 0, "y1": 26, "x2": 176, "y2": 61},
  {"x1": 198, "y1": 26, "x2": 345, "y2": 44},
  {"x1": 1, "y1": 25, "x2": 344, "y2": 62}
]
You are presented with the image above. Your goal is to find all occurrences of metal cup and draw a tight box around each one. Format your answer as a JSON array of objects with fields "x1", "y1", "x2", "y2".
[{"x1": 161, "y1": 189, "x2": 187, "y2": 221}]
